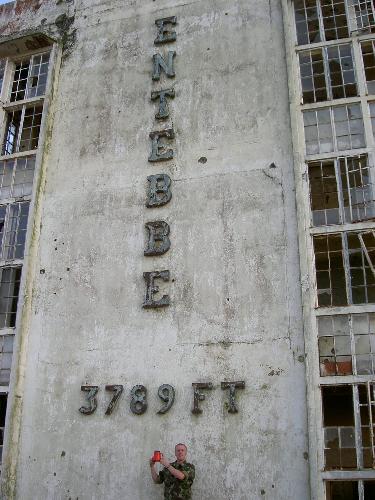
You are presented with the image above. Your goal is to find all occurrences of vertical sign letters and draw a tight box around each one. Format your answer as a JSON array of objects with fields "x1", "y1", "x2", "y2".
[{"x1": 143, "y1": 16, "x2": 177, "y2": 308}]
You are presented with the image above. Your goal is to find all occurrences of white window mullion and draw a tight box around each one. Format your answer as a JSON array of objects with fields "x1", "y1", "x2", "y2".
[
  {"x1": 353, "y1": 384, "x2": 364, "y2": 468},
  {"x1": 14, "y1": 106, "x2": 25, "y2": 155},
  {"x1": 316, "y1": 0, "x2": 326, "y2": 43},
  {"x1": 342, "y1": 231, "x2": 353, "y2": 303},
  {"x1": 335, "y1": 157, "x2": 348, "y2": 223},
  {"x1": 323, "y1": 46, "x2": 333, "y2": 100},
  {"x1": 367, "y1": 381, "x2": 375, "y2": 465}
]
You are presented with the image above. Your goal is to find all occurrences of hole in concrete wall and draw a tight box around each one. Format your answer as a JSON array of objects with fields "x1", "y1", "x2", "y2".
[{"x1": 198, "y1": 157, "x2": 207, "y2": 164}]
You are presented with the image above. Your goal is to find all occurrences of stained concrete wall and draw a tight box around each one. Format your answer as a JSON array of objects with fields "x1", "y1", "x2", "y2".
[{"x1": 0, "y1": 1, "x2": 309, "y2": 499}]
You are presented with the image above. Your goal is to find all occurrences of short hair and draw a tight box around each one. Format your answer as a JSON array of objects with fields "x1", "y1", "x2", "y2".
[{"x1": 175, "y1": 443, "x2": 187, "y2": 450}]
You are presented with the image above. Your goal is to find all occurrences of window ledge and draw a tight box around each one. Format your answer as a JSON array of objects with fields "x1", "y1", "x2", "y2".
[
  {"x1": 2, "y1": 96, "x2": 43, "y2": 111},
  {"x1": 0, "y1": 150, "x2": 37, "y2": 161}
]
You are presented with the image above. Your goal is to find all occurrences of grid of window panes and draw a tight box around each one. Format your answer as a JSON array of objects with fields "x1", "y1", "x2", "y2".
[
  {"x1": 0, "y1": 157, "x2": 35, "y2": 200},
  {"x1": 313, "y1": 231, "x2": 375, "y2": 306},
  {"x1": 294, "y1": 0, "x2": 350, "y2": 46},
  {"x1": 303, "y1": 104, "x2": 365, "y2": 155},
  {"x1": 353, "y1": 0, "x2": 375, "y2": 31},
  {"x1": 308, "y1": 155, "x2": 375, "y2": 225},
  {"x1": 0, "y1": 394, "x2": 6, "y2": 464},
  {"x1": 318, "y1": 313, "x2": 375, "y2": 375},
  {"x1": 10, "y1": 53, "x2": 49, "y2": 102},
  {"x1": 0, "y1": 335, "x2": 13, "y2": 386},
  {"x1": 299, "y1": 44, "x2": 357, "y2": 103},
  {"x1": 0, "y1": 49, "x2": 50, "y2": 477},
  {"x1": 293, "y1": 1, "x2": 375, "y2": 497},
  {"x1": 322, "y1": 383, "x2": 375, "y2": 473},
  {"x1": 2, "y1": 105, "x2": 43, "y2": 155}
]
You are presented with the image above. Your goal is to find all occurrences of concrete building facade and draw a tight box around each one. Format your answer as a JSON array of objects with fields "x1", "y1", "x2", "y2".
[{"x1": 0, "y1": 0, "x2": 372, "y2": 499}]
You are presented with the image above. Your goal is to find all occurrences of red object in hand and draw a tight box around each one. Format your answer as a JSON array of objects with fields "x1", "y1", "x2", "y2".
[{"x1": 152, "y1": 451, "x2": 161, "y2": 462}]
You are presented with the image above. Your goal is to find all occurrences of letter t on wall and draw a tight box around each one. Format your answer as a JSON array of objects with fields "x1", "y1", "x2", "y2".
[
  {"x1": 151, "y1": 88, "x2": 175, "y2": 120},
  {"x1": 221, "y1": 381, "x2": 245, "y2": 413}
]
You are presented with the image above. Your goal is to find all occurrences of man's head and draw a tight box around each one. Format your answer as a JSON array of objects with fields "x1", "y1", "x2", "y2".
[{"x1": 175, "y1": 443, "x2": 187, "y2": 463}]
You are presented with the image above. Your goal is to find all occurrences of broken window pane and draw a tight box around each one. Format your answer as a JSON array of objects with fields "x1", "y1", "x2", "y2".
[
  {"x1": 313, "y1": 234, "x2": 348, "y2": 306},
  {"x1": 318, "y1": 313, "x2": 375, "y2": 376},
  {"x1": 340, "y1": 155, "x2": 375, "y2": 223},
  {"x1": 358, "y1": 383, "x2": 375, "y2": 468},
  {"x1": 0, "y1": 335, "x2": 13, "y2": 386},
  {"x1": 364, "y1": 481, "x2": 375, "y2": 498},
  {"x1": 3, "y1": 110, "x2": 21, "y2": 155},
  {"x1": 299, "y1": 44, "x2": 357, "y2": 103},
  {"x1": 318, "y1": 315, "x2": 352, "y2": 375},
  {"x1": 327, "y1": 44, "x2": 357, "y2": 99},
  {"x1": 308, "y1": 155, "x2": 375, "y2": 227},
  {"x1": 361, "y1": 41, "x2": 375, "y2": 94},
  {"x1": 2, "y1": 105, "x2": 43, "y2": 155},
  {"x1": 299, "y1": 49, "x2": 328, "y2": 103},
  {"x1": 309, "y1": 160, "x2": 340, "y2": 225},
  {"x1": 314, "y1": 232, "x2": 375, "y2": 306},
  {"x1": 348, "y1": 231, "x2": 375, "y2": 304},
  {"x1": 26, "y1": 53, "x2": 49, "y2": 99},
  {"x1": 0, "y1": 267, "x2": 21, "y2": 328},
  {"x1": 321, "y1": 0, "x2": 349, "y2": 40},
  {"x1": 10, "y1": 53, "x2": 50, "y2": 102},
  {"x1": 323, "y1": 385, "x2": 357, "y2": 469},
  {"x1": 294, "y1": 0, "x2": 349, "y2": 45},
  {"x1": 0, "y1": 394, "x2": 7, "y2": 464},
  {"x1": 326, "y1": 481, "x2": 359, "y2": 500},
  {"x1": 18, "y1": 105, "x2": 42, "y2": 152}
]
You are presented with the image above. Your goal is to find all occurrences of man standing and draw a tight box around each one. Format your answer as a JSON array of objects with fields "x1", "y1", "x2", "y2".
[{"x1": 150, "y1": 443, "x2": 195, "y2": 499}]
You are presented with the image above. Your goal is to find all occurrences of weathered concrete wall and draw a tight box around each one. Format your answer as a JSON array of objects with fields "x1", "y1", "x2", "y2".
[{"x1": 1, "y1": 1, "x2": 309, "y2": 499}]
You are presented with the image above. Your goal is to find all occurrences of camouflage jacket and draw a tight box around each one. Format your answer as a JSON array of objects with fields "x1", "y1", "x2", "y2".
[{"x1": 158, "y1": 461, "x2": 195, "y2": 499}]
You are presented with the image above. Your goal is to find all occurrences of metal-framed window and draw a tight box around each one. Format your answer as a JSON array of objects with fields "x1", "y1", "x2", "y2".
[
  {"x1": 0, "y1": 335, "x2": 13, "y2": 386},
  {"x1": 318, "y1": 312, "x2": 375, "y2": 375},
  {"x1": 326, "y1": 480, "x2": 375, "y2": 499},
  {"x1": 0, "y1": 156, "x2": 35, "y2": 200},
  {"x1": 322, "y1": 383, "x2": 375, "y2": 470},
  {"x1": 0, "y1": 267, "x2": 21, "y2": 329},
  {"x1": 9, "y1": 52, "x2": 49, "y2": 103},
  {"x1": 308, "y1": 155, "x2": 375, "y2": 225},
  {"x1": 351, "y1": 0, "x2": 375, "y2": 31},
  {"x1": 0, "y1": 394, "x2": 6, "y2": 466},
  {"x1": 293, "y1": 0, "x2": 375, "y2": 47},
  {"x1": 0, "y1": 202, "x2": 30, "y2": 260},
  {"x1": 313, "y1": 230, "x2": 375, "y2": 306},
  {"x1": 303, "y1": 104, "x2": 365, "y2": 155},
  {"x1": 294, "y1": 0, "x2": 350, "y2": 45},
  {"x1": 2, "y1": 104, "x2": 43, "y2": 155},
  {"x1": 287, "y1": 0, "x2": 375, "y2": 498},
  {"x1": 299, "y1": 44, "x2": 357, "y2": 103},
  {"x1": 361, "y1": 40, "x2": 375, "y2": 94}
]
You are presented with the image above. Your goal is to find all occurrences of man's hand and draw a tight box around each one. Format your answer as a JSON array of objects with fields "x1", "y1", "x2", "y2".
[
  {"x1": 160, "y1": 454, "x2": 170, "y2": 468},
  {"x1": 150, "y1": 457, "x2": 160, "y2": 483}
]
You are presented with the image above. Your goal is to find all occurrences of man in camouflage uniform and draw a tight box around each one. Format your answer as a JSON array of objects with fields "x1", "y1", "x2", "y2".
[{"x1": 150, "y1": 443, "x2": 195, "y2": 499}]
